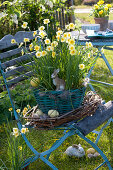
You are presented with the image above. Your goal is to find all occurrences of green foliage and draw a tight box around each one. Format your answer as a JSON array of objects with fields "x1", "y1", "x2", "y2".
[
  {"x1": 0, "y1": 79, "x2": 37, "y2": 124},
  {"x1": 0, "y1": 0, "x2": 72, "y2": 38}
]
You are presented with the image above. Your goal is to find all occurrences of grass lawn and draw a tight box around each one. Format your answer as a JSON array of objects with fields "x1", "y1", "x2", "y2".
[
  {"x1": 75, "y1": 13, "x2": 113, "y2": 24},
  {"x1": 0, "y1": 9, "x2": 113, "y2": 169}
]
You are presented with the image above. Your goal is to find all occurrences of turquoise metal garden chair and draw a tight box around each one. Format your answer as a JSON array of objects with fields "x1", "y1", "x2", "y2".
[{"x1": 0, "y1": 31, "x2": 113, "y2": 170}]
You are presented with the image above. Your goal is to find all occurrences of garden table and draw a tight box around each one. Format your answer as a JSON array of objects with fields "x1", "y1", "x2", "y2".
[
  {"x1": 72, "y1": 30, "x2": 113, "y2": 142},
  {"x1": 0, "y1": 31, "x2": 113, "y2": 170}
]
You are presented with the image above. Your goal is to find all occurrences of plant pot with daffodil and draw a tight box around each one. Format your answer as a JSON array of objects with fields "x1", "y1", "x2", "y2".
[
  {"x1": 13, "y1": 19, "x2": 98, "y2": 115},
  {"x1": 91, "y1": 0, "x2": 112, "y2": 31}
]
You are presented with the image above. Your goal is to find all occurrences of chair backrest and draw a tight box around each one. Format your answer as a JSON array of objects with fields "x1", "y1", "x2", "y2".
[{"x1": 0, "y1": 31, "x2": 35, "y2": 87}]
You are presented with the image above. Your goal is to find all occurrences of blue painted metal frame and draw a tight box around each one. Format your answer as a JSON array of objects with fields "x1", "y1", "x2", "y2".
[{"x1": 0, "y1": 41, "x2": 113, "y2": 169}]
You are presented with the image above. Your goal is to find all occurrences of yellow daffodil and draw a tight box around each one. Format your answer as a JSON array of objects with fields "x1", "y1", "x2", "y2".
[
  {"x1": 107, "y1": 4, "x2": 112, "y2": 8},
  {"x1": 70, "y1": 49, "x2": 76, "y2": 55},
  {"x1": 94, "y1": 5, "x2": 99, "y2": 10},
  {"x1": 43, "y1": 19, "x2": 50, "y2": 24},
  {"x1": 97, "y1": 1, "x2": 104, "y2": 5},
  {"x1": 69, "y1": 39, "x2": 75, "y2": 45},
  {"x1": 38, "y1": 26, "x2": 45, "y2": 31},
  {"x1": 16, "y1": 109, "x2": 20, "y2": 113},
  {"x1": 22, "y1": 22, "x2": 28, "y2": 29},
  {"x1": 11, "y1": 39, "x2": 16, "y2": 44},
  {"x1": 69, "y1": 45, "x2": 75, "y2": 51},
  {"x1": 79, "y1": 64, "x2": 85, "y2": 70},
  {"x1": 36, "y1": 51, "x2": 42, "y2": 58},
  {"x1": 34, "y1": 45, "x2": 40, "y2": 51},
  {"x1": 23, "y1": 110, "x2": 27, "y2": 116},
  {"x1": 52, "y1": 51, "x2": 56, "y2": 58},
  {"x1": 42, "y1": 51, "x2": 47, "y2": 56},
  {"x1": 18, "y1": 146, "x2": 22, "y2": 150},
  {"x1": 9, "y1": 108, "x2": 13, "y2": 111},
  {"x1": 99, "y1": 10, "x2": 103, "y2": 15},
  {"x1": 69, "y1": 23, "x2": 75, "y2": 30},
  {"x1": 104, "y1": 6, "x2": 108, "y2": 11},
  {"x1": 45, "y1": 38, "x2": 51, "y2": 44},
  {"x1": 24, "y1": 38, "x2": 30, "y2": 42}
]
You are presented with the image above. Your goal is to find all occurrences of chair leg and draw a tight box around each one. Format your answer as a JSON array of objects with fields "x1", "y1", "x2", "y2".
[{"x1": 76, "y1": 129, "x2": 112, "y2": 170}]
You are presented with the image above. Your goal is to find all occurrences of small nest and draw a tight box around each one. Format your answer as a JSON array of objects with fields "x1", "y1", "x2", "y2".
[{"x1": 23, "y1": 91, "x2": 102, "y2": 129}]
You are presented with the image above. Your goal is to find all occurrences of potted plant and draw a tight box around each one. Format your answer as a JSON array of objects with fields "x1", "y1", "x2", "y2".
[
  {"x1": 12, "y1": 21, "x2": 98, "y2": 115},
  {"x1": 91, "y1": 0, "x2": 112, "y2": 31}
]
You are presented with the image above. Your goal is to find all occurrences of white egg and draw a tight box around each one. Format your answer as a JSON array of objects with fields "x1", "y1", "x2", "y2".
[
  {"x1": 48, "y1": 110, "x2": 59, "y2": 118},
  {"x1": 35, "y1": 109, "x2": 44, "y2": 116}
]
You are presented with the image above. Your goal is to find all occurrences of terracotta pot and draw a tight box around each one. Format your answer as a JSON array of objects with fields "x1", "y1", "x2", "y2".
[{"x1": 94, "y1": 17, "x2": 109, "y2": 31}]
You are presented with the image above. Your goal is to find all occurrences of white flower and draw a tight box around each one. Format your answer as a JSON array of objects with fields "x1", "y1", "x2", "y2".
[
  {"x1": 11, "y1": 14, "x2": 18, "y2": 24},
  {"x1": 42, "y1": 51, "x2": 47, "y2": 56},
  {"x1": 83, "y1": 77, "x2": 90, "y2": 87},
  {"x1": 46, "y1": 46, "x2": 52, "y2": 51},
  {"x1": 39, "y1": 31, "x2": 47, "y2": 38},
  {"x1": 45, "y1": 38, "x2": 51, "y2": 44},
  {"x1": 69, "y1": 23, "x2": 75, "y2": 30},
  {"x1": 22, "y1": 22, "x2": 28, "y2": 29},
  {"x1": 51, "y1": 41, "x2": 58, "y2": 47},
  {"x1": 11, "y1": 39, "x2": 16, "y2": 44},
  {"x1": 33, "y1": 31, "x2": 37, "y2": 37},
  {"x1": 79, "y1": 64, "x2": 85, "y2": 70},
  {"x1": 38, "y1": 26, "x2": 45, "y2": 31},
  {"x1": 69, "y1": 45, "x2": 75, "y2": 51},
  {"x1": 43, "y1": 19, "x2": 50, "y2": 24},
  {"x1": 56, "y1": 30, "x2": 63, "y2": 36},
  {"x1": 0, "y1": 12, "x2": 7, "y2": 19},
  {"x1": 45, "y1": 0, "x2": 53, "y2": 8},
  {"x1": 36, "y1": 51, "x2": 42, "y2": 58},
  {"x1": 13, "y1": 128, "x2": 19, "y2": 134},
  {"x1": 24, "y1": 38, "x2": 30, "y2": 42}
]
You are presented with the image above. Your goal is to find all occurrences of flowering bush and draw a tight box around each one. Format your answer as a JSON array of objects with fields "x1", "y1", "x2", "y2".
[
  {"x1": 11, "y1": 20, "x2": 98, "y2": 90},
  {"x1": 91, "y1": 0, "x2": 112, "y2": 18}
]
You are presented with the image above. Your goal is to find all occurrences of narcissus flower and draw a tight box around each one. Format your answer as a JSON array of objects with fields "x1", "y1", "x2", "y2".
[
  {"x1": 33, "y1": 31, "x2": 37, "y2": 37},
  {"x1": 43, "y1": 19, "x2": 50, "y2": 24},
  {"x1": 69, "y1": 39, "x2": 75, "y2": 45},
  {"x1": 79, "y1": 64, "x2": 85, "y2": 70},
  {"x1": 11, "y1": 39, "x2": 16, "y2": 44},
  {"x1": 46, "y1": 46, "x2": 52, "y2": 51},
  {"x1": 9, "y1": 108, "x2": 13, "y2": 111},
  {"x1": 36, "y1": 51, "x2": 42, "y2": 58},
  {"x1": 42, "y1": 51, "x2": 47, "y2": 56},
  {"x1": 39, "y1": 31, "x2": 47, "y2": 38},
  {"x1": 34, "y1": 45, "x2": 40, "y2": 51},
  {"x1": 70, "y1": 49, "x2": 76, "y2": 55},
  {"x1": 99, "y1": 10, "x2": 103, "y2": 15},
  {"x1": 22, "y1": 22, "x2": 28, "y2": 29},
  {"x1": 24, "y1": 38, "x2": 30, "y2": 42},
  {"x1": 69, "y1": 45, "x2": 75, "y2": 51},
  {"x1": 45, "y1": 38, "x2": 51, "y2": 44},
  {"x1": 51, "y1": 41, "x2": 58, "y2": 47},
  {"x1": 69, "y1": 23, "x2": 75, "y2": 30},
  {"x1": 61, "y1": 37, "x2": 65, "y2": 42},
  {"x1": 38, "y1": 26, "x2": 45, "y2": 31},
  {"x1": 16, "y1": 109, "x2": 20, "y2": 113}
]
